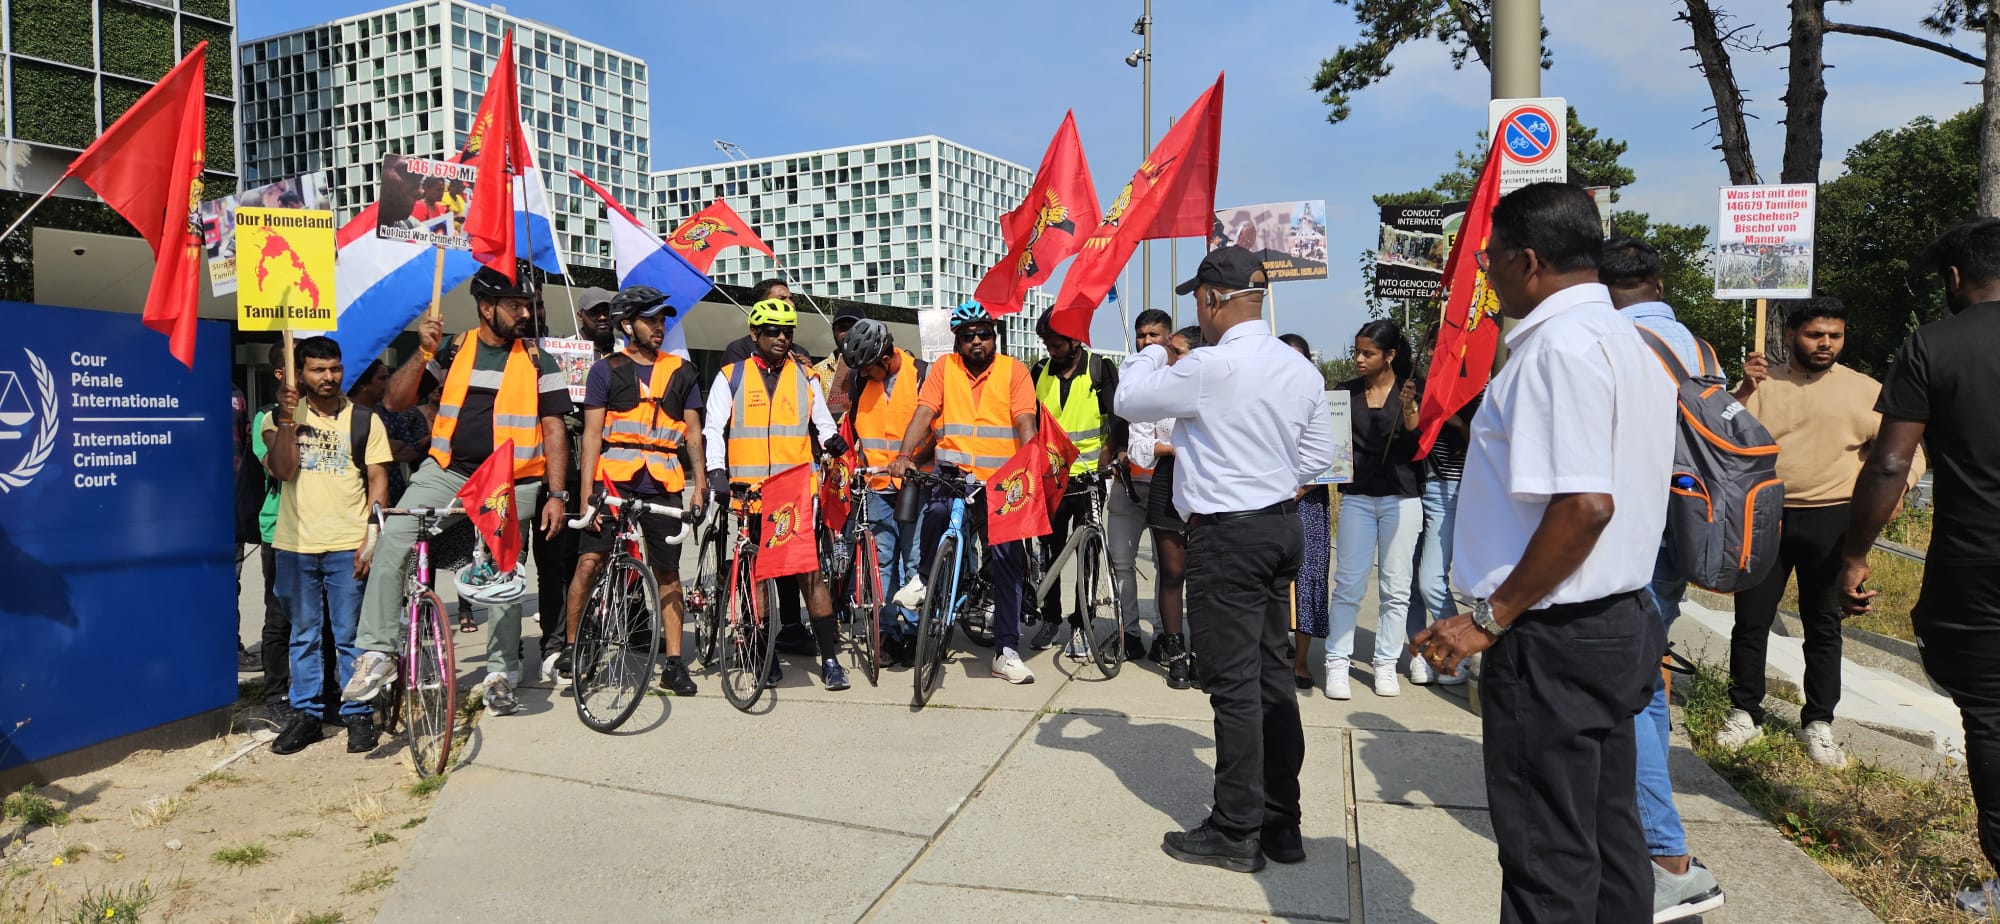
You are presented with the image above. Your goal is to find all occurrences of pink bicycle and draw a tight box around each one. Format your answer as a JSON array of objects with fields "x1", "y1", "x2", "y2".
[{"x1": 371, "y1": 502, "x2": 466, "y2": 778}]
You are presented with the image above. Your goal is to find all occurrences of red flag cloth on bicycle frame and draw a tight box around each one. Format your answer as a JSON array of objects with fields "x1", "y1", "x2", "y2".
[
  {"x1": 1045, "y1": 74, "x2": 1224, "y2": 343},
  {"x1": 974, "y1": 110, "x2": 1099, "y2": 317},
  {"x1": 1412, "y1": 142, "x2": 1504, "y2": 459},
  {"x1": 456, "y1": 440, "x2": 521, "y2": 567},
  {"x1": 818, "y1": 440, "x2": 860, "y2": 533},
  {"x1": 755, "y1": 463, "x2": 819, "y2": 580},
  {"x1": 64, "y1": 43, "x2": 207, "y2": 368},
  {"x1": 987, "y1": 439, "x2": 1053, "y2": 546},
  {"x1": 1036, "y1": 405, "x2": 1079, "y2": 515}
]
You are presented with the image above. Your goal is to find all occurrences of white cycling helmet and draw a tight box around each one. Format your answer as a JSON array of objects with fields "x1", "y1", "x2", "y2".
[{"x1": 454, "y1": 558, "x2": 527, "y2": 606}]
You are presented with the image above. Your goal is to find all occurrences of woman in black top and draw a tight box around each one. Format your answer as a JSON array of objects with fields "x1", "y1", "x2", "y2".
[{"x1": 1324, "y1": 321, "x2": 1425, "y2": 699}]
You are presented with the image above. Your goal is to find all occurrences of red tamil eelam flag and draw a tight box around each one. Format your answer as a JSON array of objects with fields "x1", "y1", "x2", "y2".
[
  {"x1": 64, "y1": 42, "x2": 208, "y2": 368},
  {"x1": 1047, "y1": 74, "x2": 1224, "y2": 343},
  {"x1": 975, "y1": 110, "x2": 1099, "y2": 316},
  {"x1": 1412, "y1": 142, "x2": 1504, "y2": 459},
  {"x1": 462, "y1": 30, "x2": 528, "y2": 280},
  {"x1": 667, "y1": 199, "x2": 776, "y2": 274},
  {"x1": 818, "y1": 436, "x2": 860, "y2": 533},
  {"x1": 754, "y1": 463, "x2": 820, "y2": 580},
  {"x1": 986, "y1": 439, "x2": 1053, "y2": 545},
  {"x1": 1035, "y1": 405, "x2": 1080, "y2": 516},
  {"x1": 457, "y1": 440, "x2": 521, "y2": 568}
]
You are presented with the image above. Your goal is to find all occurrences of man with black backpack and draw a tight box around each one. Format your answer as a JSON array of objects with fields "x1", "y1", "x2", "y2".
[
  {"x1": 1602, "y1": 237, "x2": 1729, "y2": 922},
  {"x1": 1028, "y1": 311, "x2": 1130, "y2": 654},
  {"x1": 260, "y1": 336, "x2": 393, "y2": 756}
]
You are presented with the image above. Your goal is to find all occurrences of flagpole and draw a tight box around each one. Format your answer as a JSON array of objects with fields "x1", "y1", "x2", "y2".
[
  {"x1": 0, "y1": 172, "x2": 70, "y2": 247},
  {"x1": 1266, "y1": 283, "x2": 1278, "y2": 336},
  {"x1": 773, "y1": 256, "x2": 833, "y2": 331},
  {"x1": 538, "y1": 195, "x2": 583, "y2": 337},
  {"x1": 426, "y1": 245, "x2": 445, "y2": 321}
]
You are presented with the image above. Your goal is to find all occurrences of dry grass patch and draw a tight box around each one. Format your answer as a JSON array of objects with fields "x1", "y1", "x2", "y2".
[
  {"x1": 128, "y1": 794, "x2": 186, "y2": 829},
  {"x1": 1680, "y1": 660, "x2": 1983, "y2": 922},
  {"x1": 347, "y1": 788, "x2": 386, "y2": 827}
]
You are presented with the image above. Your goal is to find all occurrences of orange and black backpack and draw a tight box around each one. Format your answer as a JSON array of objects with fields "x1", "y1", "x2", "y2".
[{"x1": 1636, "y1": 327, "x2": 1784, "y2": 593}]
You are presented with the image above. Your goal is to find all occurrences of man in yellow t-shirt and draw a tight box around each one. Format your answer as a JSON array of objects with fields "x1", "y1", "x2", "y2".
[{"x1": 260, "y1": 335, "x2": 392, "y2": 758}]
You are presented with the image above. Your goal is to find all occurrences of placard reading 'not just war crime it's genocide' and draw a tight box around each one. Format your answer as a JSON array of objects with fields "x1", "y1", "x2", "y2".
[{"x1": 233, "y1": 208, "x2": 337, "y2": 332}]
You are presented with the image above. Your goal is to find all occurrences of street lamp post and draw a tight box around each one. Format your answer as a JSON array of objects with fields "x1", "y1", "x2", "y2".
[{"x1": 1126, "y1": 2, "x2": 1152, "y2": 313}]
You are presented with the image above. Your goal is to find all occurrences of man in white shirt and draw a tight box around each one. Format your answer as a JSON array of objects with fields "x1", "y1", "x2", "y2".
[
  {"x1": 1412, "y1": 183, "x2": 1676, "y2": 923},
  {"x1": 1118, "y1": 246, "x2": 1337, "y2": 874}
]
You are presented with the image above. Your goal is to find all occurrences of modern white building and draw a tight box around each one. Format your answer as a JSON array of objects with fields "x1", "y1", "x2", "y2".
[
  {"x1": 653, "y1": 136, "x2": 1055, "y2": 360},
  {"x1": 237, "y1": 0, "x2": 648, "y2": 270}
]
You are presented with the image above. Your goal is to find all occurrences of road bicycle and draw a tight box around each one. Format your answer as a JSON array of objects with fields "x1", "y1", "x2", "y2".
[
  {"x1": 370, "y1": 502, "x2": 468, "y2": 778},
  {"x1": 563, "y1": 493, "x2": 687, "y2": 733},
  {"x1": 825, "y1": 465, "x2": 887, "y2": 686},
  {"x1": 718, "y1": 484, "x2": 781, "y2": 712},
  {"x1": 1033, "y1": 469, "x2": 1127, "y2": 678},
  {"x1": 684, "y1": 504, "x2": 729, "y2": 669},
  {"x1": 900, "y1": 466, "x2": 996, "y2": 707}
]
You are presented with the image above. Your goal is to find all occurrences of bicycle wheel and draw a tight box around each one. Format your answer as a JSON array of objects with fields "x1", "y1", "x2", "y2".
[
  {"x1": 1078, "y1": 529, "x2": 1126, "y2": 678},
  {"x1": 850, "y1": 535, "x2": 882, "y2": 686},
  {"x1": 913, "y1": 534, "x2": 958, "y2": 707},
  {"x1": 404, "y1": 591, "x2": 458, "y2": 778},
  {"x1": 720, "y1": 554, "x2": 780, "y2": 712},
  {"x1": 688, "y1": 525, "x2": 725, "y2": 668},
  {"x1": 957, "y1": 528, "x2": 996, "y2": 648},
  {"x1": 575, "y1": 557, "x2": 662, "y2": 733}
]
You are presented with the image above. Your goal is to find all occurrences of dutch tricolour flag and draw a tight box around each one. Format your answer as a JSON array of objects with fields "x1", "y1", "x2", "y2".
[
  {"x1": 574, "y1": 170, "x2": 714, "y2": 359},
  {"x1": 330, "y1": 168, "x2": 566, "y2": 364}
]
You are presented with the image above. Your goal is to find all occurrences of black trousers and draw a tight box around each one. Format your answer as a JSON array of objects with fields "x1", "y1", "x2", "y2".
[
  {"x1": 1482, "y1": 590, "x2": 1662, "y2": 924},
  {"x1": 1729, "y1": 504, "x2": 1848, "y2": 725},
  {"x1": 259, "y1": 542, "x2": 290, "y2": 701},
  {"x1": 532, "y1": 496, "x2": 580, "y2": 651},
  {"x1": 1913, "y1": 563, "x2": 2000, "y2": 872},
  {"x1": 1036, "y1": 483, "x2": 1094, "y2": 619},
  {"x1": 1185, "y1": 511, "x2": 1305, "y2": 840}
]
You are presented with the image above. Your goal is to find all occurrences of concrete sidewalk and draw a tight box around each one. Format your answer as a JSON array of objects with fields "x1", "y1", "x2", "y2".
[{"x1": 358, "y1": 608, "x2": 1880, "y2": 923}]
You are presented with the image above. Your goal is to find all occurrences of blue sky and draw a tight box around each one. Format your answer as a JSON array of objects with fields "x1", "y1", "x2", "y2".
[{"x1": 243, "y1": 0, "x2": 1984, "y2": 353}]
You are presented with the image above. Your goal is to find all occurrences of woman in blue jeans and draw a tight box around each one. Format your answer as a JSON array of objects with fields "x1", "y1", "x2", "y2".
[
  {"x1": 1325, "y1": 321, "x2": 1424, "y2": 699},
  {"x1": 1405, "y1": 385, "x2": 1480, "y2": 686}
]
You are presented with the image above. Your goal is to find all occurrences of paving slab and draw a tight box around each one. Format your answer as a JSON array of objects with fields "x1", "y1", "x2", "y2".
[
  {"x1": 730, "y1": 637, "x2": 1082, "y2": 714},
  {"x1": 469, "y1": 691, "x2": 1034, "y2": 837},
  {"x1": 869, "y1": 881, "x2": 1331, "y2": 923},
  {"x1": 376, "y1": 766, "x2": 923, "y2": 923},
  {"x1": 1682, "y1": 819, "x2": 1882, "y2": 923},
  {"x1": 1047, "y1": 656, "x2": 1483, "y2": 736},
  {"x1": 1356, "y1": 803, "x2": 1498, "y2": 924},
  {"x1": 905, "y1": 713, "x2": 1348, "y2": 920}
]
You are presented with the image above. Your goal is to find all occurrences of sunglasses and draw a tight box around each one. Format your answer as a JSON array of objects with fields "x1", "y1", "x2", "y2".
[
  {"x1": 955, "y1": 327, "x2": 997, "y2": 342},
  {"x1": 755, "y1": 325, "x2": 794, "y2": 338}
]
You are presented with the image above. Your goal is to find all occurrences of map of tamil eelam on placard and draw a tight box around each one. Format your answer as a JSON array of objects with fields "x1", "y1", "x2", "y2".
[{"x1": 234, "y1": 207, "x2": 337, "y2": 332}]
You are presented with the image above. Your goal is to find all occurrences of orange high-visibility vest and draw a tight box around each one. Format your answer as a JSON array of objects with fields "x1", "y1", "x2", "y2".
[
  {"x1": 935, "y1": 353, "x2": 1022, "y2": 483},
  {"x1": 593, "y1": 351, "x2": 687, "y2": 492},
  {"x1": 852, "y1": 347, "x2": 921, "y2": 492},
  {"x1": 725, "y1": 357, "x2": 813, "y2": 491},
  {"x1": 430, "y1": 336, "x2": 546, "y2": 478}
]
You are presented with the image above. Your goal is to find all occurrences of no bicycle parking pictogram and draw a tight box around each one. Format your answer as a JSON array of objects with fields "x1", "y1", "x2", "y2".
[{"x1": 1498, "y1": 104, "x2": 1558, "y2": 166}]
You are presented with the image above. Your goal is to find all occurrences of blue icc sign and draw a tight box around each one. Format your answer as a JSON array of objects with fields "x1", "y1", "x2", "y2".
[{"x1": 0, "y1": 303, "x2": 235, "y2": 771}]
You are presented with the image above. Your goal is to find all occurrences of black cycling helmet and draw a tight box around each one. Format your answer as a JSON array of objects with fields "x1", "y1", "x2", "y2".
[
  {"x1": 610, "y1": 284, "x2": 675, "y2": 322},
  {"x1": 841, "y1": 318, "x2": 893, "y2": 368},
  {"x1": 468, "y1": 264, "x2": 536, "y2": 300}
]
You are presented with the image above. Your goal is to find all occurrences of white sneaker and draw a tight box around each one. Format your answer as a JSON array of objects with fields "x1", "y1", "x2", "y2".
[
  {"x1": 1407, "y1": 655, "x2": 1435, "y2": 686},
  {"x1": 1714, "y1": 708, "x2": 1760, "y2": 751},
  {"x1": 541, "y1": 650, "x2": 570, "y2": 689},
  {"x1": 1436, "y1": 658, "x2": 1470, "y2": 686},
  {"x1": 481, "y1": 673, "x2": 520, "y2": 716},
  {"x1": 1798, "y1": 721, "x2": 1847, "y2": 767},
  {"x1": 892, "y1": 575, "x2": 926, "y2": 609},
  {"x1": 992, "y1": 647, "x2": 1035, "y2": 685},
  {"x1": 342, "y1": 650, "x2": 397, "y2": 702},
  {"x1": 1323, "y1": 657, "x2": 1352, "y2": 700},
  {"x1": 1372, "y1": 664, "x2": 1402, "y2": 697}
]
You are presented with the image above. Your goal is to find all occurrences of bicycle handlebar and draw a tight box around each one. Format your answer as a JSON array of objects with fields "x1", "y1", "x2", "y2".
[{"x1": 566, "y1": 495, "x2": 688, "y2": 530}]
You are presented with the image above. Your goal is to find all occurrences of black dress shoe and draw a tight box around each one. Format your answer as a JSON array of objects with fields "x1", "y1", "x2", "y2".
[
  {"x1": 1162, "y1": 822, "x2": 1265, "y2": 873},
  {"x1": 1029, "y1": 618, "x2": 1061, "y2": 651},
  {"x1": 271, "y1": 712, "x2": 325, "y2": 756},
  {"x1": 1262, "y1": 824, "x2": 1306, "y2": 864}
]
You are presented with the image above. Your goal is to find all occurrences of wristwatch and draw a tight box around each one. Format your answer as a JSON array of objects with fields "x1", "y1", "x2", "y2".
[
  {"x1": 548, "y1": 490, "x2": 571, "y2": 502},
  {"x1": 1470, "y1": 598, "x2": 1508, "y2": 637}
]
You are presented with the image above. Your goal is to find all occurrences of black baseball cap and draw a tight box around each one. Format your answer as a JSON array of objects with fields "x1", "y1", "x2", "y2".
[{"x1": 1175, "y1": 245, "x2": 1268, "y2": 295}]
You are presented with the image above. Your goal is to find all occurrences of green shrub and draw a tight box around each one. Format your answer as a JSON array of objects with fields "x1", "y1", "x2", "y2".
[
  {"x1": 204, "y1": 100, "x2": 235, "y2": 173},
  {"x1": 181, "y1": 0, "x2": 231, "y2": 22},
  {"x1": 10, "y1": 0, "x2": 93, "y2": 67},
  {"x1": 11, "y1": 62, "x2": 94, "y2": 148},
  {"x1": 181, "y1": 17, "x2": 233, "y2": 95},
  {"x1": 100, "y1": 1, "x2": 175, "y2": 82},
  {"x1": 100, "y1": 77, "x2": 149, "y2": 125}
]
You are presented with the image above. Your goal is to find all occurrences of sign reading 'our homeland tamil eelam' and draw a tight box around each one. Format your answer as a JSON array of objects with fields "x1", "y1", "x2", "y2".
[{"x1": 234, "y1": 207, "x2": 337, "y2": 331}]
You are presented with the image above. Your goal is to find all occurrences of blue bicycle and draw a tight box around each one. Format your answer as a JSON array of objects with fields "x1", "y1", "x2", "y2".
[{"x1": 899, "y1": 466, "x2": 994, "y2": 707}]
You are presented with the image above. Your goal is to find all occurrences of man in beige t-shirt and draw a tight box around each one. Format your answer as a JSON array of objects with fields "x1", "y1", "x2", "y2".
[
  {"x1": 260, "y1": 336, "x2": 392, "y2": 758},
  {"x1": 1718, "y1": 298, "x2": 1923, "y2": 766}
]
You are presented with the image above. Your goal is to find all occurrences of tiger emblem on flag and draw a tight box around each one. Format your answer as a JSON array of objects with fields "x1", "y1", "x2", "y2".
[
  {"x1": 996, "y1": 471, "x2": 1034, "y2": 516},
  {"x1": 766, "y1": 503, "x2": 799, "y2": 549},
  {"x1": 672, "y1": 217, "x2": 730, "y2": 253}
]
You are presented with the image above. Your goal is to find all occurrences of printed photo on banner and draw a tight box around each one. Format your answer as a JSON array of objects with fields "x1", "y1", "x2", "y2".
[
  {"x1": 374, "y1": 154, "x2": 475, "y2": 249},
  {"x1": 1714, "y1": 183, "x2": 1816, "y2": 299},
  {"x1": 1314, "y1": 390, "x2": 1354, "y2": 485},
  {"x1": 1210, "y1": 200, "x2": 1328, "y2": 282},
  {"x1": 1373, "y1": 202, "x2": 1470, "y2": 301},
  {"x1": 538, "y1": 337, "x2": 596, "y2": 401},
  {"x1": 197, "y1": 174, "x2": 331, "y2": 296},
  {"x1": 234, "y1": 208, "x2": 337, "y2": 332}
]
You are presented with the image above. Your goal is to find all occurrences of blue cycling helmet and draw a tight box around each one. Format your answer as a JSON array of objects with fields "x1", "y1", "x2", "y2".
[{"x1": 950, "y1": 299, "x2": 994, "y2": 331}]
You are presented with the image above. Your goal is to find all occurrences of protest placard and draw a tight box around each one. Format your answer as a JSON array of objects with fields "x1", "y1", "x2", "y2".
[
  {"x1": 1211, "y1": 200, "x2": 1328, "y2": 282},
  {"x1": 234, "y1": 208, "x2": 337, "y2": 332},
  {"x1": 1714, "y1": 184, "x2": 1815, "y2": 299},
  {"x1": 374, "y1": 154, "x2": 476, "y2": 249},
  {"x1": 197, "y1": 174, "x2": 331, "y2": 296},
  {"x1": 1375, "y1": 202, "x2": 1470, "y2": 301}
]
